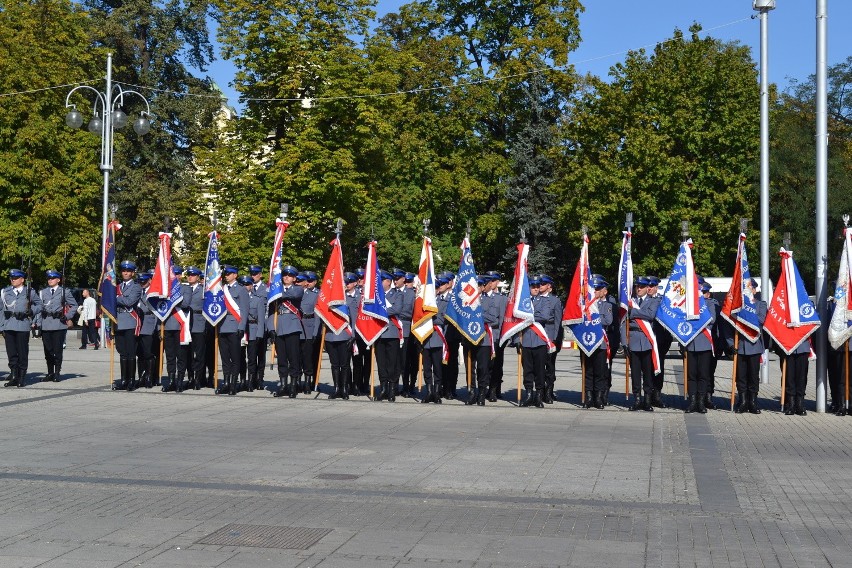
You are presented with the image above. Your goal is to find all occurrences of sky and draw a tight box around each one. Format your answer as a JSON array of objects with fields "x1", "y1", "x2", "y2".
[{"x1": 206, "y1": 1, "x2": 852, "y2": 113}]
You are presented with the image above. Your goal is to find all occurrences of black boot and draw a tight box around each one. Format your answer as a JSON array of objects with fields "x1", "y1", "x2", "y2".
[
  {"x1": 696, "y1": 393, "x2": 707, "y2": 414},
  {"x1": 4, "y1": 368, "x2": 19, "y2": 388},
  {"x1": 465, "y1": 387, "x2": 477, "y2": 405},
  {"x1": 594, "y1": 391, "x2": 605, "y2": 410},
  {"x1": 602, "y1": 388, "x2": 610, "y2": 407},
  {"x1": 376, "y1": 381, "x2": 387, "y2": 401},
  {"x1": 542, "y1": 385, "x2": 554, "y2": 404},
  {"x1": 175, "y1": 373, "x2": 184, "y2": 393},
  {"x1": 534, "y1": 389, "x2": 545, "y2": 408},
  {"x1": 229, "y1": 373, "x2": 237, "y2": 395},
  {"x1": 289, "y1": 376, "x2": 298, "y2": 398},
  {"x1": 685, "y1": 395, "x2": 698, "y2": 414},
  {"x1": 642, "y1": 392, "x2": 654, "y2": 412},
  {"x1": 836, "y1": 399, "x2": 847, "y2": 417},
  {"x1": 304, "y1": 375, "x2": 313, "y2": 395},
  {"x1": 273, "y1": 376, "x2": 286, "y2": 397},
  {"x1": 162, "y1": 372, "x2": 173, "y2": 392},
  {"x1": 43, "y1": 362, "x2": 54, "y2": 383},
  {"x1": 703, "y1": 392, "x2": 716, "y2": 410},
  {"x1": 16, "y1": 368, "x2": 25, "y2": 388},
  {"x1": 520, "y1": 389, "x2": 535, "y2": 407},
  {"x1": 329, "y1": 368, "x2": 340, "y2": 400},
  {"x1": 388, "y1": 380, "x2": 396, "y2": 402},
  {"x1": 784, "y1": 396, "x2": 795, "y2": 415},
  {"x1": 583, "y1": 391, "x2": 593, "y2": 409},
  {"x1": 735, "y1": 393, "x2": 747, "y2": 413},
  {"x1": 795, "y1": 395, "x2": 807, "y2": 416},
  {"x1": 432, "y1": 382, "x2": 442, "y2": 404},
  {"x1": 52, "y1": 366, "x2": 61, "y2": 382},
  {"x1": 421, "y1": 383, "x2": 432, "y2": 403},
  {"x1": 254, "y1": 373, "x2": 264, "y2": 392},
  {"x1": 477, "y1": 387, "x2": 486, "y2": 406},
  {"x1": 747, "y1": 392, "x2": 761, "y2": 414},
  {"x1": 629, "y1": 393, "x2": 642, "y2": 411},
  {"x1": 247, "y1": 373, "x2": 255, "y2": 393},
  {"x1": 652, "y1": 389, "x2": 667, "y2": 408},
  {"x1": 127, "y1": 358, "x2": 136, "y2": 391},
  {"x1": 341, "y1": 368, "x2": 350, "y2": 400},
  {"x1": 488, "y1": 385, "x2": 497, "y2": 403}
]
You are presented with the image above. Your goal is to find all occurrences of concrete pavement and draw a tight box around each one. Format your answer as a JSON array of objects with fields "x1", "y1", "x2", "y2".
[{"x1": 0, "y1": 333, "x2": 850, "y2": 567}]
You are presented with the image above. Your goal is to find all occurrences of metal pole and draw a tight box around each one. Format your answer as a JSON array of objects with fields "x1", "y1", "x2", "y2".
[
  {"x1": 757, "y1": 4, "x2": 772, "y2": 386},
  {"x1": 101, "y1": 53, "x2": 114, "y2": 267},
  {"x1": 815, "y1": 0, "x2": 829, "y2": 413}
]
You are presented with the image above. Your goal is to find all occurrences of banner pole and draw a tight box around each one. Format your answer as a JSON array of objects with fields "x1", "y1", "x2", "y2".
[
  {"x1": 781, "y1": 357, "x2": 787, "y2": 412},
  {"x1": 845, "y1": 342, "x2": 850, "y2": 412},
  {"x1": 730, "y1": 334, "x2": 739, "y2": 411},
  {"x1": 417, "y1": 352, "x2": 423, "y2": 391},
  {"x1": 314, "y1": 327, "x2": 326, "y2": 391},
  {"x1": 270, "y1": 310, "x2": 278, "y2": 370},
  {"x1": 158, "y1": 326, "x2": 165, "y2": 383},
  {"x1": 109, "y1": 330, "x2": 115, "y2": 387},
  {"x1": 683, "y1": 351, "x2": 688, "y2": 399},
  {"x1": 517, "y1": 348, "x2": 523, "y2": 404}
]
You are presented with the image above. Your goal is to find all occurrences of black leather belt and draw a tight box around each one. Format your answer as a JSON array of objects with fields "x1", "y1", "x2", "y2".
[
  {"x1": 192, "y1": 310, "x2": 203, "y2": 314},
  {"x1": 303, "y1": 314, "x2": 315, "y2": 319}
]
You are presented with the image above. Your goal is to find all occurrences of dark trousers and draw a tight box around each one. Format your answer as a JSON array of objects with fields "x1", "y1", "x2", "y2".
[
  {"x1": 394, "y1": 336, "x2": 408, "y2": 388},
  {"x1": 4, "y1": 330, "x2": 29, "y2": 372},
  {"x1": 163, "y1": 329, "x2": 187, "y2": 376},
  {"x1": 782, "y1": 352, "x2": 809, "y2": 399},
  {"x1": 490, "y1": 344, "x2": 505, "y2": 389},
  {"x1": 422, "y1": 346, "x2": 443, "y2": 387},
  {"x1": 189, "y1": 331, "x2": 206, "y2": 380},
  {"x1": 522, "y1": 345, "x2": 547, "y2": 391},
  {"x1": 736, "y1": 353, "x2": 761, "y2": 394},
  {"x1": 41, "y1": 329, "x2": 65, "y2": 370},
  {"x1": 404, "y1": 335, "x2": 420, "y2": 388},
  {"x1": 246, "y1": 338, "x2": 264, "y2": 377},
  {"x1": 275, "y1": 332, "x2": 302, "y2": 379},
  {"x1": 115, "y1": 329, "x2": 137, "y2": 361},
  {"x1": 655, "y1": 335, "x2": 672, "y2": 391},
  {"x1": 218, "y1": 332, "x2": 241, "y2": 375},
  {"x1": 326, "y1": 340, "x2": 352, "y2": 368},
  {"x1": 205, "y1": 325, "x2": 216, "y2": 382},
  {"x1": 828, "y1": 346, "x2": 847, "y2": 404},
  {"x1": 302, "y1": 335, "x2": 318, "y2": 378},
  {"x1": 137, "y1": 333, "x2": 157, "y2": 380},
  {"x1": 444, "y1": 327, "x2": 461, "y2": 392},
  {"x1": 82, "y1": 320, "x2": 98, "y2": 346},
  {"x1": 352, "y1": 336, "x2": 370, "y2": 392},
  {"x1": 375, "y1": 338, "x2": 399, "y2": 385},
  {"x1": 686, "y1": 350, "x2": 712, "y2": 396},
  {"x1": 630, "y1": 349, "x2": 654, "y2": 395},
  {"x1": 581, "y1": 349, "x2": 608, "y2": 393},
  {"x1": 465, "y1": 342, "x2": 491, "y2": 390},
  {"x1": 545, "y1": 351, "x2": 557, "y2": 389}
]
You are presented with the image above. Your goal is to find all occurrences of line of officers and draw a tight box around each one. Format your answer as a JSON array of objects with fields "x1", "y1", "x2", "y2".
[{"x1": 4, "y1": 265, "x2": 850, "y2": 415}]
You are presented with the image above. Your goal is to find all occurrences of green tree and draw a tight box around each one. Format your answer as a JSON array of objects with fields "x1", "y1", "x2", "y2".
[
  {"x1": 0, "y1": 0, "x2": 104, "y2": 285},
  {"x1": 554, "y1": 26, "x2": 760, "y2": 280}
]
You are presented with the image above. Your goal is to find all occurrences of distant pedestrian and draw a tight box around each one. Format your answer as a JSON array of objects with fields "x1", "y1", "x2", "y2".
[{"x1": 78, "y1": 289, "x2": 99, "y2": 349}]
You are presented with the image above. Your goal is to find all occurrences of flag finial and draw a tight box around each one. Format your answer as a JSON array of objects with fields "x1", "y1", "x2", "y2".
[
  {"x1": 212, "y1": 211, "x2": 217, "y2": 231},
  {"x1": 423, "y1": 218, "x2": 430, "y2": 236},
  {"x1": 681, "y1": 220, "x2": 690, "y2": 241},
  {"x1": 783, "y1": 232, "x2": 791, "y2": 250},
  {"x1": 110, "y1": 204, "x2": 117, "y2": 221},
  {"x1": 843, "y1": 213, "x2": 849, "y2": 228},
  {"x1": 739, "y1": 218, "x2": 748, "y2": 233},
  {"x1": 164, "y1": 216, "x2": 170, "y2": 233},
  {"x1": 520, "y1": 228, "x2": 526, "y2": 243},
  {"x1": 465, "y1": 220, "x2": 471, "y2": 240},
  {"x1": 624, "y1": 212, "x2": 634, "y2": 231},
  {"x1": 280, "y1": 203, "x2": 288, "y2": 222},
  {"x1": 335, "y1": 218, "x2": 343, "y2": 237},
  {"x1": 582, "y1": 224, "x2": 588, "y2": 237}
]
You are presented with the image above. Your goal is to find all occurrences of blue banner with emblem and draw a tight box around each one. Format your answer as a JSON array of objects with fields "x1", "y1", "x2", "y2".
[
  {"x1": 444, "y1": 237, "x2": 485, "y2": 344},
  {"x1": 97, "y1": 220, "x2": 120, "y2": 324},
  {"x1": 202, "y1": 231, "x2": 226, "y2": 326},
  {"x1": 655, "y1": 240, "x2": 713, "y2": 346}
]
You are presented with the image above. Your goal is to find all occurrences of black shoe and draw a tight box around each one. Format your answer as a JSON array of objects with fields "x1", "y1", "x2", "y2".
[
  {"x1": 594, "y1": 391, "x2": 605, "y2": 410},
  {"x1": 432, "y1": 383, "x2": 442, "y2": 404},
  {"x1": 652, "y1": 389, "x2": 667, "y2": 408},
  {"x1": 734, "y1": 393, "x2": 748, "y2": 414},
  {"x1": 836, "y1": 401, "x2": 847, "y2": 417},
  {"x1": 784, "y1": 402, "x2": 795, "y2": 416},
  {"x1": 534, "y1": 390, "x2": 545, "y2": 408},
  {"x1": 78, "y1": 345, "x2": 87, "y2": 350},
  {"x1": 583, "y1": 391, "x2": 593, "y2": 409},
  {"x1": 747, "y1": 392, "x2": 761, "y2": 414},
  {"x1": 696, "y1": 393, "x2": 706, "y2": 414},
  {"x1": 289, "y1": 377, "x2": 298, "y2": 398},
  {"x1": 629, "y1": 394, "x2": 642, "y2": 411},
  {"x1": 704, "y1": 392, "x2": 716, "y2": 410},
  {"x1": 477, "y1": 389, "x2": 486, "y2": 406},
  {"x1": 520, "y1": 389, "x2": 535, "y2": 407},
  {"x1": 465, "y1": 388, "x2": 477, "y2": 406},
  {"x1": 642, "y1": 392, "x2": 654, "y2": 412},
  {"x1": 794, "y1": 395, "x2": 807, "y2": 416}
]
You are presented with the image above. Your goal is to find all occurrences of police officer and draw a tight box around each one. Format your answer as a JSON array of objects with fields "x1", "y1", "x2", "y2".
[
  {"x1": 300, "y1": 271, "x2": 321, "y2": 394},
  {"x1": 684, "y1": 282, "x2": 718, "y2": 414},
  {"x1": 390, "y1": 268, "x2": 415, "y2": 398},
  {"x1": 239, "y1": 276, "x2": 266, "y2": 392},
  {"x1": 536, "y1": 274, "x2": 562, "y2": 404},
  {"x1": 247, "y1": 265, "x2": 268, "y2": 389},
  {"x1": 468, "y1": 274, "x2": 499, "y2": 406},
  {"x1": 700, "y1": 281, "x2": 722, "y2": 409},
  {"x1": 421, "y1": 273, "x2": 448, "y2": 404},
  {"x1": 2, "y1": 268, "x2": 42, "y2": 387},
  {"x1": 623, "y1": 276, "x2": 660, "y2": 411},
  {"x1": 217, "y1": 265, "x2": 249, "y2": 395},
  {"x1": 325, "y1": 272, "x2": 360, "y2": 400},
  {"x1": 581, "y1": 276, "x2": 613, "y2": 409},
  {"x1": 272, "y1": 265, "x2": 305, "y2": 398},
  {"x1": 162, "y1": 266, "x2": 190, "y2": 392},
  {"x1": 440, "y1": 271, "x2": 461, "y2": 399},
  {"x1": 183, "y1": 266, "x2": 206, "y2": 390},
  {"x1": 729, "y1": 278, "x2": 767, "y2": 414},
  {"x1": 591, "y1": 274, "x2": 619, "y2": 405},
  {"x1": 136, "y1": 270, "x2": 159, "y2": 390},
  {"x1": 114, "y1": 261, "x2": 142, "y2": 391},
  {"x1": 484, "y1": 271, "x2": 507, "y2": 400},
  {"x1": 646, "y1": 275, "x2": 671, "y2": 408},
  {"x1": 37, "y1": 269, "x2": 77, "y2": 382},
  {"x1": 376, "y1": 270, "x2": 403, "y2": 401},
  {"x1": 519, "y1": 276, "x2": 550, "y2": 407}
]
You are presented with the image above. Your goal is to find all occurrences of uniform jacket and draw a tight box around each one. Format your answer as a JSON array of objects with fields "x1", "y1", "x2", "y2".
[
  {"x1": 327, "y1": 291, "x2": 360, "y2": 343},
  {"x1": 521, "y1": 295, "x2": 555, "y2": 349},
  {"x1": 185, "y1": 283, "x2": 206, "y2": 334},
  {"x1": 115, "y1": 279, "x2": 143, "y2": 331},
  {"x1": 388, "y1": 286, "x2": 415, "y2": 338},
  {"x1": 380, "y1": 286, "x2": 404, "y2": 340},
  {"x1": 728, "y1": 300, "x2": 767, "y2": 355},
  {"x1": 623, "y1": 294, "x2": 662, "y2": 352},
  {"x1": 219, "y1": 281, "x2": 249, "y2": 334},
  {"x1": 480, "y1": 291, "x2": 502, "y2": 347},
  {"x1": 0, "y1": 286, "x2": 41, "y2": 333},
  {"x1": 163, "y1": 283, "x2": 191, "y2": 332},
  {"x1": 273, "y1": 285, "x2": 305, "y2": 337},
  {"x1": 246, "y1": 286, "x2": 266, "y2": 341},
  {"x1": 537, "y1": 293, "x2": 562, "y2": 341},
  {"x1": 36, "y1": 286, "x2": 78, "y2": 331},
  {"x1": 685, "y1": 299, "x2": 717, "y2": 353},
  {"x1": 138, "y1": 286, "x2": 159, "y2": 336},
  {"x1": 300, "y1": 287, "x2": 320, "y2": 339}
]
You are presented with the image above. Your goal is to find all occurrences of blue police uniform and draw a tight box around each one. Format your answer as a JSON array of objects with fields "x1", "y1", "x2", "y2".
[
  {"x1": 36, "y1": 271, "x2": 78, "y2": 382},
  {"x1": 217, "y1": 267, "x2": 249, "y2": 395},
  {"x1": 2, "y1": 269, "x2": 42, "y2": 387},
  {"x1": 114, "y1": 262, "x2": 143, "y2": 390}
]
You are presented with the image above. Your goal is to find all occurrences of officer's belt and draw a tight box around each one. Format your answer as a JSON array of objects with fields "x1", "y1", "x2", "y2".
[{"x1": 302, "y1": 314, "x2": 315, "y2": 319}]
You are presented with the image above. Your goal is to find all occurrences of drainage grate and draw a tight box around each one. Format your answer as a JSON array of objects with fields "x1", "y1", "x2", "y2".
[
  {"x1": 197, "y1": 524, "x2": 331, "y2": 549},
  {"x1": 315, "y1": 473, "x2": 360, "y2": 481}
]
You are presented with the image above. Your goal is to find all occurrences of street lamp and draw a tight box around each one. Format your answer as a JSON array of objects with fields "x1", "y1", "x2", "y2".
[
  {"x1": 753, "y1": 0, "x2": 775, "y2": 387},
  {"x1": 64, "y1": 53, "x2": 152, "y2": 262}
]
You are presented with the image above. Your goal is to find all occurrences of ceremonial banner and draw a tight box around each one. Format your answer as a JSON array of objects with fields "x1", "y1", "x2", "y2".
[
  {"x1": 202, "y1": 231, "x2": 226, "y2": 326},
  {"x1": 720, "y1": 233, "x2": 762, "y2": 342},
  {"x1": 445, "y1": 237, "x2": 485, "y2": 344},
  {"x1": 656, "y1": 239, "x2": 713, "y2": 346},
  {"x1": 148, "y1": 232, "x2": 190, "y2": 343},
  {"x1": 266, "y1": 216, "x2": 290, "y2": 304},
  {"x1": 499, "y1": 242, "x2": 534, "y2": 346},
  {"x1": 617, "y1": 230, "x2": 633, "y2": 323},
  {"x1": 315, "y1": 237, "x2": 349, "y2": 334},
  {"x1": 354, "y1": 240, "x2": 389, "y2": 346},
  {"x1": 412, "y1": 236, "x2": 439, "y2": 342},
  {"x1": 97, "y1": 219, "x2": 120, "y2": 323},
  {"x1": 563, "y1": 234, "x2": 606, "y2": 356},
  {"x1": 764, "y1": 248, "x2": 820, "y2": 354},
  {"x1": 829, "y1": 227, "x2": 852, "y2": 350}
]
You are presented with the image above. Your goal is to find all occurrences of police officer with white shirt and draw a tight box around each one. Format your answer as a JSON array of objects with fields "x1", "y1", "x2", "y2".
[
  {"x1": 248, "y1": 265, "x2": 268, "y2": 389},
  {"x1": 114, "y1": 261, "x2": 142, "y2": 391},
  {"x1": 136, "y1": 270, "x2": 159, "y2": 390},
  {"x1": 272, "y1": 265, "x2": 305, "y2": 398},
  {"x1": 37, "y1": 269, "x2": 77, "y2": 382},
  {"x1": 241, "y1": 273, "x2": 266, "y2": 392},
  {"x1": 217, "y1": 265, "x2": 249, "y2": 396},
  {"x1": 183, "y1": 266, "x2": 206, "y2": 390},
  {"x1": 2, "y1": 268, "x2": 42, "y2": 387},
  {"x1": 299, "y1": 271, "x2": 321, "y2": 394}
]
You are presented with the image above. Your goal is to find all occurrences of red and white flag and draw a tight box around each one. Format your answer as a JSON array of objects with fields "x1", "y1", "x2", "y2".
[
  {"x1": 412, "y1": 236, "x2": 438, "y2": 342},
  {"x1": 764, "y1": 248, "x2": 820, "y2": 355},
  {"x1": 315, "y1": 237, "x2": 349, "y2": 334}
]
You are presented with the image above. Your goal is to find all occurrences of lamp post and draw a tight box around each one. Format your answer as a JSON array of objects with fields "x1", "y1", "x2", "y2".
[
  {"x1": 814, "y1": 0, "x2": 829, "y2": 412},
  {"x1": 64, "y1": 53, "x2": 152, "y2": 262},
  {"x1": 753, "y1": 0, "x2": 775, "y2": 386}
]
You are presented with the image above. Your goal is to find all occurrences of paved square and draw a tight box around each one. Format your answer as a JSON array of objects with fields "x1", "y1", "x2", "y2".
[{"x1": 0, "y1": 334, "x2": 850, "y2": 566}]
